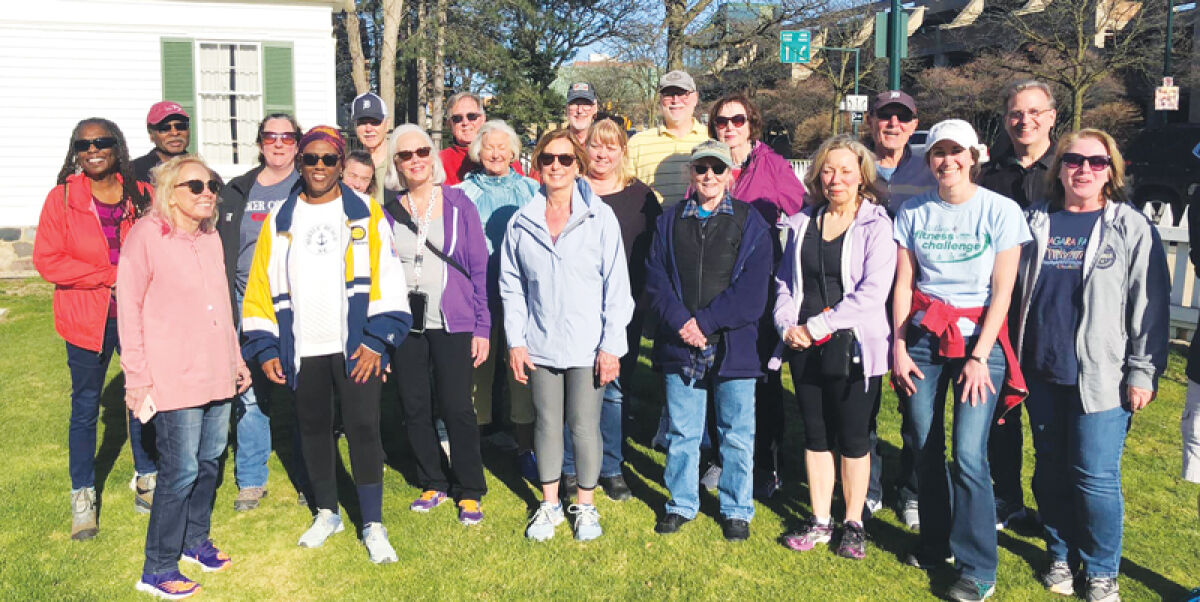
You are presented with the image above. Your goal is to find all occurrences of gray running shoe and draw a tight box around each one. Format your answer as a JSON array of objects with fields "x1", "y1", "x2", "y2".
[
  {"x1": 362, "y1": 522, "x2": 398, "y2": 564},
  {"x1": 901, "y1": 499, "x2": 920, "y2": 531},
  {"x1": 234, "y1": 487, "x2": 267, "y2": 512},
  {"x1": 298, "y1": 509, "x2": 344, "y2": 548},
  {"x1": 570, "y1": 504, "x2": 602, "y2": 541},
  {"x1": 132, "y1": 473, "x2": 156, "y2": 514},
  {"x1": 71, "y1": 487, "x2": 98, "y2": 540},
  {"x1": 525, "y1": 501, "x2": 565, "y2": 541},
  {"x1": 1086, "y1": 577, "x2": 1119, "y2": 602},
  {"x1": 1042, "y1": 560, "x2": 1075, "y2": 596}
]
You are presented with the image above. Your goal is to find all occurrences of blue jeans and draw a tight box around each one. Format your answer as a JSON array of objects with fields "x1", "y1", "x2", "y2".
[
  {"x1": 143, "y1": 400, "x2": 230, "y2": 575},
  {"x1": 904, "y1": 330, "x2": 1005, "y2": 585},
  {"x1": 1026, "y1": 377, "x2": 1131, "y2": 579},
  {"x1": 663, "y1": 373, "x2": 756, "y2": 521},
  {"x1": 66, "y1": 317, "x2": 156, "y2": 489},
  {"x1": 562, "y1": 377, "x2": 625, "y2": 479}
]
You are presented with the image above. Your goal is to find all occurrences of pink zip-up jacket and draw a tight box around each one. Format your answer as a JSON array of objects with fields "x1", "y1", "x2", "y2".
[{"x1": 117, "y1": 215, "x2": 244, "y2": 413}]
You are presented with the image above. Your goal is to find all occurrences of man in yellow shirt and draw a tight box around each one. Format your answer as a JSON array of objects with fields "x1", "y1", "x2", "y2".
[{"x1": 627, "y1": 70, "x2": 709, "y2": 206}]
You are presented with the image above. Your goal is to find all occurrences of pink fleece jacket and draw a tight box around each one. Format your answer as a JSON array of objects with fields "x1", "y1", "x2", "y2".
[{"x1": 117, "y1": 215, "x2": 244, "y2": 413}]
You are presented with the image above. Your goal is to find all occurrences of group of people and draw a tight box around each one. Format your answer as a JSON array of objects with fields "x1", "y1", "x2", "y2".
[{"x1": 33, "y1": 68, "x2": 1189, "y2": 602}]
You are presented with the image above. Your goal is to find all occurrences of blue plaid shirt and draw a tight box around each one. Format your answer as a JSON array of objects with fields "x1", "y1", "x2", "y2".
[
  {"x1": 678, "y1": 193, "x2": 733, "y2": 381},
  {"x1": 680, "y1": 193, "x2": 735, "y2": 220}
]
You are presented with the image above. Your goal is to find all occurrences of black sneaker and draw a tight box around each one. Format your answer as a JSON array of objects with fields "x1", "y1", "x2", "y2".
[
  {"x1": 904, "y1": 549, "x2": 954, "y2": 570},
  {"x1": 654, "y1": 512, "x2": 691, "y2": 535},
  {"x1": 599, "y1": 474, "x2": 632, "y2": 501},
  {"x1": 721, "y1": 518, "x2": 750, "y2": 542},
  {"x1": 947, "y1": 576, "x2": 995, "y2": 601},
  {"x1": 560, "y1": 474, "x2": 578, "y2": 499}
]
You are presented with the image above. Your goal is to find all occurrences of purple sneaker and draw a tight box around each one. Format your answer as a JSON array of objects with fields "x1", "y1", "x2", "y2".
[
  {"x1": 836, "y1": 521, "x2": 867, "y2": 559},
  {"x1": 180, "y1": 539, "x2": 231, "y2": 572},
  {"x1": 136, "y1": 571, "x2": 200, "y2": 599},
  {"x1": 410, "y1": 490, "x2": 449, "y2": 512},
  {"x1": 457, "y1": 500, "x2": 484, "y2": 525},
  {"x1": 783, "y1": 519, "x2": 833, "y2": 552}
]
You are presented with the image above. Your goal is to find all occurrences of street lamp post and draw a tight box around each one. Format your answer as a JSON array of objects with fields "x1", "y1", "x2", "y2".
[{"x1": 889, "y1": 0, "x2": 902, "y2": 89}]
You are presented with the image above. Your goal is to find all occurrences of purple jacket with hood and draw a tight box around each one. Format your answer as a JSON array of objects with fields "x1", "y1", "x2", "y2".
[
  {"x1": 730, "y1": 141, "x2": 807, "y2": 226},
  {"x1": 770, "y1": 200, "x2": 896, "y2": 380}
]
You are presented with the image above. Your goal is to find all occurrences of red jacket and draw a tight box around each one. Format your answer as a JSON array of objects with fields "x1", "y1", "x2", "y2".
[{"x1": 33, "y1": 174, "x2": 151, "y2": 352}]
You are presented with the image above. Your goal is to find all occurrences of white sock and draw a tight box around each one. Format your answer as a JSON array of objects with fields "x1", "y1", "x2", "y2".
[{"x1": 814, "y1": 516, "x2": 832, "y2": 526}]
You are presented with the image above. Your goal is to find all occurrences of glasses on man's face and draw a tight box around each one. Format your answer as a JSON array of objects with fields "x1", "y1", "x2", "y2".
[
  {"x1": 301, "y1": 153, "x2": 340, "y2": 167},
  {"x1": 73, "y1": 137, "x2": 118, "y2": 153},
  {"x1": 261, "y1": 132, "x2": 298, "y2": 145},
  {"x1": 451, "y1": 113, "x2": 482, "y2": 124},
  {"x1": 1007, "y1": 107, "x2": 1053, "y2": 122},
  {"x1": 692, "y1": 163, "x2": 728, "y2": 175},
  {"x1": 661, "y1": 89, "x2": 691, "y2": 101},
  {"x1": 537, "y1": 153, "x2": 576, "y2": 168},
  {"x1": 713, "y1": 114, "x2": 747, "y2": 128},
  {"x1": 395, "y1": 147, "x2": 432, "y2": 162},
  {"x1": 153, "y1": 121, "x2": 189, "y2": 133},
  {"x1": 356, "y1": 117, "x2": 383, "y2": 127},
  {"x1": 175, "y1": 179, "x2": 221, "y2": 195},
  {"x1": 875, "y1": 110, "x2": 914, "y2": 124},
  {"x1": 1061, "y1": 152, "x2": 1112, "y2": 172}
]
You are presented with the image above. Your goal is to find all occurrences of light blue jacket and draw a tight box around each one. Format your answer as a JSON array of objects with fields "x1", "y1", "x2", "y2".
[{"x1": 499, "y1": 179, "x2": 634, "y2": 369}]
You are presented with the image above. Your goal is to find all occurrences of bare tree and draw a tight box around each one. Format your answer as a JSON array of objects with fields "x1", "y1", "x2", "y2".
[
  {"x1": 659, "y1": 0, "x2": 827, "y2": 71},
  {"x1": 431, "y1": 0, "x2": 446, "y2": 146},
  {"x1": 792, "y1": 8, "x2": 880, "y2": 134},
  {"x1": 339, "y1": 0, "x2": 405, "y2": 116},
  {"x1": 342, "y1": 0, "x2": 370, "y2": 95}
]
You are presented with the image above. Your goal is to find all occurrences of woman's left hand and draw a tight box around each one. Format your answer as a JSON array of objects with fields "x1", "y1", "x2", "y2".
[
  {"x1": 349, "y1": 345, "x2": 382, "y2": 383},
  {"x1": 235, "y1": 364, "x2": 252, "y2": 393},
  {"x1": 957, "y1": 356, "x2": 997, "y2": 406},
  {"x1": 471, "y1": 336, "x2": 491, "y2": 368},
  {"x1": 595, "y1": 351, "x2": 620, "y2": 386},
  {"x1": 1128, "y1": 386, "x2": 1155, "y2": 412}
]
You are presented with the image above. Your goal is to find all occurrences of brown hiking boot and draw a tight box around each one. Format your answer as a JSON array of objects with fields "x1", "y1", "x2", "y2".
[
  {"x1": 234, "y1": 487, "x2": 268, "y2": 512},
  {"x1": 71, "y1": 487, "x2": 98, "y2": 540}
]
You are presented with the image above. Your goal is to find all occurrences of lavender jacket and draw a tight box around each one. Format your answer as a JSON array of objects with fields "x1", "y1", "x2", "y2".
[{"x1": 769, "y1": 200, "x2": 896, "y2": 380}]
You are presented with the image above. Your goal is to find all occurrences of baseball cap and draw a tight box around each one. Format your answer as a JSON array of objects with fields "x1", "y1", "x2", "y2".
[
  {"x1": 871, "y1": 90, "x2": 916, "y2": 115},
  {"x1": 690, "y1": 140, "x2": 734, "y2": 167},
  {"x1": 658, "y1": 70, "x2": 696, "y2": 93},
  {"x1": 351, "y1": 92, "x2": 388, "y2": 122},
  {"x1": 566, "y1": 82, "x2": 598, "y2": 104},
  {"x1": 926, "y1": 119, "x2": 989, "y2": 163},
  {"x1": 146, "y1": 101, "x2": 189, "y2": 126}
]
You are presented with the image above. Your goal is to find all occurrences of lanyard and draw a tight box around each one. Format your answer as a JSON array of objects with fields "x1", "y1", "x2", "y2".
[{"x1": 405, "y1": 187, "x2": 439, "y2": 286}]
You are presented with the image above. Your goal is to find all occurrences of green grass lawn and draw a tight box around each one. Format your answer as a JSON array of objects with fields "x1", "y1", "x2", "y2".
[{"x1": 1, "y1": 278, "x2": 1197, "y2": 601}]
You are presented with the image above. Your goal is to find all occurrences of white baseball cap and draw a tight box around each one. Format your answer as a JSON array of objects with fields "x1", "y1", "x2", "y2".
[{"x1": 926, "y1": 119, "x2": 989, "y2": 163}]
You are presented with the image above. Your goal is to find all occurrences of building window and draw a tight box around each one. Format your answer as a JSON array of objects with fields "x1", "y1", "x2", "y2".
[{"x1": 197, "y1": 42, "x2": 263, "y2": 165}]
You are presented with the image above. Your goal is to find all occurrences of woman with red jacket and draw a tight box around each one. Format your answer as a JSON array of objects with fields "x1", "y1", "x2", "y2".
[{"x1": 32, "y1": 118, "x2": 157, "y2": 541}]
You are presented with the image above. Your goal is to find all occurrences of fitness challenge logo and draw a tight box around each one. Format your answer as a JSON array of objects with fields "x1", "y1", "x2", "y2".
[{"x1": 913, "y1": 227, "x2": 991, "y2": 263}]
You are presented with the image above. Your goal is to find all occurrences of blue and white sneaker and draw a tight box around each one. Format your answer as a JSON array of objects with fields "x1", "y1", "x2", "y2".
[
  {"x1": 570, "y1": 503, "x2": 603, "y2": 541},
  {"x1": 298, "y1": 509, "x2": 344, "y2": 548},
  {"x1": 180, "y1": 539, "x2": 231, "y2": 572},
  {"x1": 136, "y1": 571, "x2": 200, "y2": 599},
  {"x1": 525, "y1": 501, "x2": 564, "y2": 541},
  {"x1": 362, "y1": 522, "x2": 398, "y2": 564}
]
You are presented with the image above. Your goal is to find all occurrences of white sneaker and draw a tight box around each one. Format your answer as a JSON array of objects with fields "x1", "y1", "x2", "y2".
[
  {"x1": 570, "y1": 504, "x2": 603, "y2": 541},
  {"x1": 902, "y1": 500, "x2": 920, "y2": 531},
  {"x1": 525, "y1": 501, "x2": 565, "y2": 541},
  {"x1": 297, "y1": 509, "x2": 344, "y2": 548},
  {"x1": 362, "y1": 522, "x2": 398, "y2": 564}
]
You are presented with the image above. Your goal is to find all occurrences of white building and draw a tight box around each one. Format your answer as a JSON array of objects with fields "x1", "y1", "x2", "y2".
[{"x1": 0, "y1": 0, "x2": 340, "y2": 232}]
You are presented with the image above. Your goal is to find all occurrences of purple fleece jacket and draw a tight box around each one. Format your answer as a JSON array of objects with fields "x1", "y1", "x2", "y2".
[{"x1": 731, "y1": 141, "x2": 807, "y2": 226}]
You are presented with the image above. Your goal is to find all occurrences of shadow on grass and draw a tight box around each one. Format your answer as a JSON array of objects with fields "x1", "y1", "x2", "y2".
[{"x1": 94, "y1": 373, "x2": 157, "y2": 499}]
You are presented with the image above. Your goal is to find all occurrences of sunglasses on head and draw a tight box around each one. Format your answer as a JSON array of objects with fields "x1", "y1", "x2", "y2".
[
  {"x1": 175, "y1": 179, "x2": 221, "y2": 195},
  {"x1": 693, "y1": 163, "x2": 729, "y2": 175},
  {"x1": 713, "y1": 114, "x2": 747, "y2": 128},
  {"x1": 1061, "y1": 152, "x2": 1112, "y2": 171},
  {"x1": 537, "y1": 153, "x2": 576, "y2": 168},
  {"x1": 152, "y1": 120, "x2": 189, "y2": 133},
  {"x1": 875, "y1": 109, "x2": 914, "y2": 123},
  {"x1": 261, "y1": 131, "x2": 298, "y2": 145},
  {"x1": 301, "y1": 153, "x2": 340, "y2": 167},
  {"x1": 395, "y1": 146, "x2": 432, "y2": 162},
  {"x1": 73, "y1": 137, "x2": 118, "y2": 153},
  {"x1": 451, "y1": 113, "x2": 482, "y2": 124}
]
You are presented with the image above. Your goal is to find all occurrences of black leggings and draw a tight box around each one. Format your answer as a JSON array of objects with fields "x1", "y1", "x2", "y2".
[
  {"x1": 295, "y1": 353, "x2": 385, "y2": 519},
  {"x1": 789, "y1": 348, "x2": 881, "y2": 458}
]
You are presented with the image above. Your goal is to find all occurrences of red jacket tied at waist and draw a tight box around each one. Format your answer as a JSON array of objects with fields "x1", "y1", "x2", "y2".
[{"x1": 910, "y1": 289, "x2": 1028, "y2": 418}]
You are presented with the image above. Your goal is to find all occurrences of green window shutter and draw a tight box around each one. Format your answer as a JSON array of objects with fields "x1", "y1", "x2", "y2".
[
  {"x1": 160, "y1": 37, "x2": 197, "y2": 154},
  {"x1": 262, "y1": 43, "x2": 295, "y2": 117}
]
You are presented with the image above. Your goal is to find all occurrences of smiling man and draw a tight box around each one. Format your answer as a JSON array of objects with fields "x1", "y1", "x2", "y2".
[
  {"x1": 133, "y1": 101, "x2": 190, "y2": 184},
  {"x1": 868, "y1": 90, "x2": 936, "y2": 215},
  {"x1": 565, "y1": 82, "x2": 599, "y2": 145},
  {"x1": 627, "y1": 70, "x2": 709, "y2": 206},
  {"x1": 351, "y1": 92, "x2": 391, "y2": 199},
  {"x1": 440, "y1": 91, "x2": 522, "y2": 185}
]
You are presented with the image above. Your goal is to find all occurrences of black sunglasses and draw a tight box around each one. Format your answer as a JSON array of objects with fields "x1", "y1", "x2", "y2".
[
  {"x1": 301, "y1": 153, "x2": 341, "y2": 167},
  {"x1": 1061, "y1": 153, "x2": 1112, "y2": 171},
  {"x1": 713, "y1": 114, "x2": 747, "y2": 128},
  {"x1": 261, "y1": 132, "x2": 298, "y2": 145},
  {"x1": 395, "y1": 146, "x2": 432, "y2": 162},
  {"x1": 537, "y1": 153, "x2": 576, "y2": 168},
  {"x1": 875, "y1": 109, "x2": 914, "y2": 123},
  {"x1": 450, "y1": 113, "x2": 482, "y2": 124},
  {"x1": 73, "y1": 137, "x2": 118, "y2": 153},
  {"x1": 175, "y1": 179, "x2": 221, "y2": 195},
  {"x1": 693, "y1": 163, "x2": 729, "y2": 175},
  {"x1": 153, "y1": 121, "x2": 190, "y2": 133},
  {"x1": 356, "y1": 117, "x2": 383, "y2": 127}
]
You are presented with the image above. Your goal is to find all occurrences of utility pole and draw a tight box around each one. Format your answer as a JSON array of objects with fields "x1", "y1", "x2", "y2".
[
  {"x1": 1161, "y1": 0, "x2": 1175, "y2": 125},
  {"x1": 888, "y1": 0, "x2": 902, "y2": 89}
]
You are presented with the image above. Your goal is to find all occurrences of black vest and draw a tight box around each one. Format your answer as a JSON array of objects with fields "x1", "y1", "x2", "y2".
[{"x1": 673, "y1": 200, "x2": 749, "y2": 343}]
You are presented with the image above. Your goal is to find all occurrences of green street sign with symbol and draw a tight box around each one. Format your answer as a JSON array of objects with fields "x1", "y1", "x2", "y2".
[{"x1": 780, "y1": 30, "x2": 811, "y2": 64}]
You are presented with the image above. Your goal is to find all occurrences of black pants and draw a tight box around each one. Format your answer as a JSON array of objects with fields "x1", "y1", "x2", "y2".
[
  {"x1": 394, "y1": 329, "x2": 486, "y2": 500},
  {"x1": 754, "y1": 371, "x2": 784, "y2": 479},
  {"x1": 790, "y1": 348, "x2": 880, "y2": 458},
  {"x1": 295, "y1": 353, "x2": 385, "y2": 519}
]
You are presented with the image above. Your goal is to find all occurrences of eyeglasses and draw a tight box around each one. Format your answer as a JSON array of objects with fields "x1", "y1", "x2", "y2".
[
  {"x1": 537, "y1": 153, "x2": 576, "y2": 168},
  {"x1": 73, "y1": 137, "x2": 118, "y2": 152},
  {"x1": 660, "y1": 89, "x2": 692, "y2": 100},
  {"x1": 152, "y1": 121, "x2": 189, "y2": 133},
  {"x1": 450, "y1": 113, "x2": 482, "y2": 124},
  {"x1": 1061, "y1": 152, "x2": 1112, "y2": 171},
  {"x1": 395, "y1": 147, "x2": 432, "y2": 162},
  {"x1": 301, "y1": 153, "x2": 340, "y2": 167},
  {"x1": 261, "y1": 131, "x2": 298, "y2": 145},
  {"x1": 713, "y1": 114, "x2": 747, "y2": 128},
  {"x1": 692, "y1": 163, "x2": 729, "y2": 175},
  {"x1": 175, "y1": 179, "x2": 221, "y2": 195},
  {"x1": 875, "y1": 110, "x2": 914, "y2": 123},
  {"x1": 356, "y1": 117, "x2": 383, "y2": 127},
  {"x1": 1006, "y1": 107, "x2": 1053, "y2": 121}
]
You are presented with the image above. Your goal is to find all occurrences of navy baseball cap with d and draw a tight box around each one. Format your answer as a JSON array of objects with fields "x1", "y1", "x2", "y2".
[
  {"x1": 351, "y1": 92, "x2": 387, "y2": 122},
  {"x1": 566, "y1": 82, "x2": 598, "y2": 104}
]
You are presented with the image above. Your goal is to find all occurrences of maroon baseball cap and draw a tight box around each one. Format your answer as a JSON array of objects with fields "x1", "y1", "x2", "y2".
[
  {"x1": 146, "y1": 101, "x2": 189, "y2": 126},
  {"x1": 871, "y1": 90, "x2": 917, "y2": 115}
]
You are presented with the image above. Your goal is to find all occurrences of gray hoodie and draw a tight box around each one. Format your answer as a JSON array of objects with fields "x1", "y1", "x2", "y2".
[{"x1": 1016, "y1": 200, "x2": 1171, "y2": 413}]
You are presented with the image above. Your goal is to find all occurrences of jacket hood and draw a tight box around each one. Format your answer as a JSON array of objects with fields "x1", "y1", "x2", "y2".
[{"x1": 783, "y1": 198, "x2": 890, "y2": 230}]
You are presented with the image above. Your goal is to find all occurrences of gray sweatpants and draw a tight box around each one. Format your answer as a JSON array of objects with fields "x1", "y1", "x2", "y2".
[{"x1": 531, "y1": 366, "x2": 605, "y2": 489}]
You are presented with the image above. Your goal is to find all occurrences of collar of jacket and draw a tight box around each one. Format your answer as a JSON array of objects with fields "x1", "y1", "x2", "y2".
[
  {"x1": 514, "y1": 178, "x2": 598, "y2": 237},
  {"x1": 274, "y1": 180, "x2": 367, "y2": 233},
  {"x1": 64, "y1": 172, "x2": 140, "y2": 212},
  {"x1": 225, "y1": 164, "x2": 268, "y2": 197}
]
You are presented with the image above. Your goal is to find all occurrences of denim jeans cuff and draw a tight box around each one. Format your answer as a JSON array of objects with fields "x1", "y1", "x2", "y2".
[
  {"x1": 1086, "y1": 571, "x2": 1119, "y2": 580},
  {"x1": 665, "y1": 506, "x2": 697, "y2": 520},
  {"x1": 599, "y1": 471, "x2": 623, "y2": 479},
  {"x1": 721, "y1": 512, "x2": 754, "y2": 522},
  {"x1": 962, "y1": 573, "x2": 996, "y2": 587}
]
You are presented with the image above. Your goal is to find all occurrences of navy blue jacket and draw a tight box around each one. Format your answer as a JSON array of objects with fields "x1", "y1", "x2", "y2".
[{"x1": 645, "y1": 197, "x2": 772, "y2": 378}]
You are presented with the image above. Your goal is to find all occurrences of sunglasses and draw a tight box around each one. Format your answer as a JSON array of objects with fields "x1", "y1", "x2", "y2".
[
  {"x1": 261, "y1": 131, "x2": 298, "y2": 145},
  {"x1": 1061, "y1": 153, "x2": 1112, "y2": 171},
  {"x1": 537, "y1": 153, "x2": 576, "y2": 168},
  {"x1": 713, "y1": 114, "x2": 747, "y2": 128},
  {"x1": 356, "y1": 117, "x2": 383, "y2": 127},
  {"x1": 693, "y1": 163, "x2": 729, "y2": 175},
  {"x1": 395, "y1": 146, "x2": 432, "y2": 162},
  {"x1": 175, "y1": 179, "x2": 221, "y2": 195},
  {"x1": 73, "y1": 137, "x2": 118, "y2": 152},
  {"x1": 875, "y1": 110, "x2": 915, "y2": 123},
  {"x1": 152, "y1": 121, "x2": 189, "y2": 133},
  {"x1": 450, "y1": 113, "x2": 482, "y2": 124},
  {"x1": 301, "y1": 153, "x2": 341, "y2": 167}
]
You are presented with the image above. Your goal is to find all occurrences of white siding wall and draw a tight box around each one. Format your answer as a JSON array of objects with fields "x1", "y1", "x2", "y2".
[{"x1": 0, "y1": 0, "x2": 336, "y2": 226}]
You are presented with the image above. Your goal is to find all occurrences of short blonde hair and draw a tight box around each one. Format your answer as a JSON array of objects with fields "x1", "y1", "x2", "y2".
[
  {"x1": 149, "y1": 155, "x2": 220, "y2": 232},
  {"x1": 1046, "y1": 128, "x2": 1128, "y2": 205},
  {"x1": 385, "y1": 124, "x2": 446, "y2": 191},
  {"x1": 584, "y1": 119, "x2": 633, "y2": 186},
  {"x1": 468, "y1": 119, "x2": 521, "y2": 166},
  {"x1": 804, "y1": 135, "x2": 888, "y2": 206}
]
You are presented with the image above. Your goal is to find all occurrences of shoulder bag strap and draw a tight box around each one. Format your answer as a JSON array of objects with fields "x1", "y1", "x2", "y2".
[{"x1": 383, "y1": 193, "x2": 470, "y2": 280}]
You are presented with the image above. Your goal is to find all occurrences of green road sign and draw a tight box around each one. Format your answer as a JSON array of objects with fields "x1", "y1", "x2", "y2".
[
  {"x1": 780, "y1": 30, "x2": 811, "y2": 64},
  {"x1": 874, "y1": 11, "x2": 908, "y2": 59}
]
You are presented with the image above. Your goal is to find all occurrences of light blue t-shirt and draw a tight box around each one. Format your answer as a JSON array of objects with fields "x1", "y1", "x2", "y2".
[{"x1": 893, "y1": 186, "x2": 1031, "y2": 335}]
